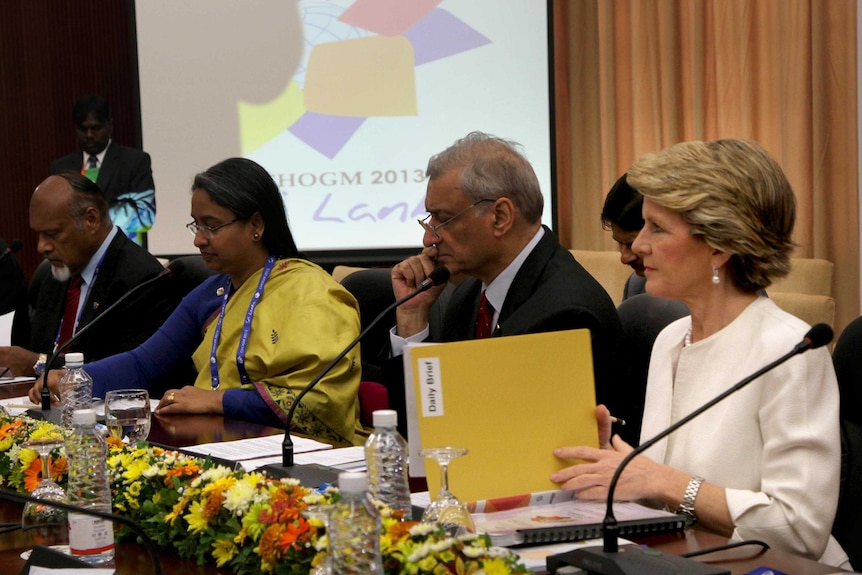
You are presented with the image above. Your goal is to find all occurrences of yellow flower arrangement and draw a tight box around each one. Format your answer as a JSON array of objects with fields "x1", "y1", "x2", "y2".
[
  {"x1": 0, "y1": 413, "x2": 68, "y2": 492},
  {"x1": 0, "y1": 406, "x2": 533, "y2": 574}
]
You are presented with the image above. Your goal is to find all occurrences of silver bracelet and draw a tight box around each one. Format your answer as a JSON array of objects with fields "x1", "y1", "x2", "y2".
[{"x1": 677, "y1": 475, "x2": 705, "y2": 522}]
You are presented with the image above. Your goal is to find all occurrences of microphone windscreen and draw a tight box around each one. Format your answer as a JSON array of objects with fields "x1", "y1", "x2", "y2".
[
  {"x1": 168, "y1": 259, "x2": 185, "y2": 276},
  {"x1": 428, "y1": 266, "x2": 450, "y2": 286},
  {"x1": 804, "y1": 323, "x2": 833, "y2": 349},
  {"x1": 9, "y1": 239, "x2": 23, "y2": 253}
]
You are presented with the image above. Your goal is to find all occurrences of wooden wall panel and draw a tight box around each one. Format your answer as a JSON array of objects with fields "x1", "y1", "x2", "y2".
[{"x1": 0, "y1": 0, "x2": 138, "y2": 278}]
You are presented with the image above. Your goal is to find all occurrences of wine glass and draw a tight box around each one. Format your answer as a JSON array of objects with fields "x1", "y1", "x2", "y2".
[
  {"x1": 301, "y1": 504, "x2": 335, "y2": 575},
  {"x1": 21, "y1": 437, "x2": 68, "y2": 543},
  {"x1": 105, "y1": 389, "x2": 151, "y2": 443},
  {"x1": 420, "y1": 446, "x2": 476, "y2": 535}
]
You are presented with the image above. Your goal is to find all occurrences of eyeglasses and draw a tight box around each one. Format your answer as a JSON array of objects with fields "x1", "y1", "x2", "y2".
[
  {"x1": 186, "y1": 218, "x2": 239, "y2": 238},
  {"x1": 418, "y1": 199, "x2": 494, "y2": 239}
]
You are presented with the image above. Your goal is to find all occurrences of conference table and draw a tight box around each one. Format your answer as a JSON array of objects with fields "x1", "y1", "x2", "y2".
[{"x1": 0, "y1": 381, "x2": 846, "y2": 575}]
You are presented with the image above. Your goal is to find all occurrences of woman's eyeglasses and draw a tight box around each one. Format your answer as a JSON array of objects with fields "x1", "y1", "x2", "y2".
[{"x1": 186, "y1": 219, "x2": 239, "y2": 238}]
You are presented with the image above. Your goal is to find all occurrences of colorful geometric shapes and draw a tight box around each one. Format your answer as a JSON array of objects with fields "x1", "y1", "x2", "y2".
[
  {"x1": 338, "y1": 0, "x2": 442, "y2": 36},
  {"x1": 238, "y1": 80, "x2": 306, "y2": 155},
  {"x1": 304, "y1": 35, "x2": 417, "y2": 117},
  {"x1": 288, "y1": 111, "x2": 366, "y2": 159},
  {"x1": 405, "y1": 8, "x2": 492, "y2": 66}
]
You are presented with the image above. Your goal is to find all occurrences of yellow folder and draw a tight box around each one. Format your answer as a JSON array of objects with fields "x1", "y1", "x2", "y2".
[{"x1": 404, "y1": 329, "x2": 599, "y2": 504}]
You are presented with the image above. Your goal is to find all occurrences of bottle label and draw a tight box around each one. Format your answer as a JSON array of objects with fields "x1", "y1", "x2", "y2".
[{"x1": 68, "y1": 513, "x2": 115, "y2": 556}]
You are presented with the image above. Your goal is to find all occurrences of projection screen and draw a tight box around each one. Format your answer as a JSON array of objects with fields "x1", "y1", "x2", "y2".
[{"x1": 136, "y1": 0, "x2": 554, "y2": 262}]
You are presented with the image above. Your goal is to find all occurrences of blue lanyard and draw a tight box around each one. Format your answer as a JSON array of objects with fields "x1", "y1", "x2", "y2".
[{"x1": 209, "y1": 256, "x2": 277, "y2": 390}]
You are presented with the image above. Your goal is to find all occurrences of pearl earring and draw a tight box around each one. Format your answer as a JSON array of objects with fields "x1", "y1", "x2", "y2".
[
  {"x1": 253, "y1": 233, "x2": 260, "y2": 240},
  {"x1": 712, "y1": 266, "x2": 720, "y2": 284}
]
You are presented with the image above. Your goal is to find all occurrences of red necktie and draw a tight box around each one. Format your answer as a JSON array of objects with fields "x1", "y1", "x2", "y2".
[
  {"x1": 58, "y1": 276, "x2": 83, "y2": 346},
  {"x1": 475, "y1": 291, "x2": 495, "y2": 339}
]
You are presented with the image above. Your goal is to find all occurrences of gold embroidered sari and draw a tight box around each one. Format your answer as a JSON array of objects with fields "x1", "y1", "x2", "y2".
[{"x1": 192, "y1": 258, "x2": 362, "y2": 445}]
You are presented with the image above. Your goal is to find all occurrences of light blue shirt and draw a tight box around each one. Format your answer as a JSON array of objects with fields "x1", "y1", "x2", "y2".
[{"x1": 73, "y1": 225, "x2": 119, "y2": 327}]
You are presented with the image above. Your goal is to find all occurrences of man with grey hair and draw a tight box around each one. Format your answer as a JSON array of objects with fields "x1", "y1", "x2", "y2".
[
  {"x1": 387, "y1": 132, "x2": 622, "y2": 436},
  {"x1": 0, "y1": 172, "x2": 175, "y2": 377}
]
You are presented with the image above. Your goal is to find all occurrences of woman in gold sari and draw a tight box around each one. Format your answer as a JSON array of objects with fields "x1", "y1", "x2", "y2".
[{"x1": 32, "y1": 158, "x2": 362, "y2": 445}]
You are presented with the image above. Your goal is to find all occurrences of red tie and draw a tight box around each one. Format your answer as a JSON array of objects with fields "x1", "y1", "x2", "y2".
[
  {"x1": 475, "y1": 291, "x2": 495, "y2": 339},
  {"x1": 59, "y1": 276, "x2": 83, "y2": 346}
]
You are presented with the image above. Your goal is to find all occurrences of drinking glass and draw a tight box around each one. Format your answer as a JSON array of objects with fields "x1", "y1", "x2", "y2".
[
  {"x1": 105, "y1": 389, "x2": 151, "y2": 443},
  {"x1": 21, "y1": 437, "x2": 68, "y2": 541},
  {"x1": 302, "y1": 504, "x2": 335, "y2": 575},
  {"x1": 420, "y1": 446, "x2": 475, "y2": 535}
]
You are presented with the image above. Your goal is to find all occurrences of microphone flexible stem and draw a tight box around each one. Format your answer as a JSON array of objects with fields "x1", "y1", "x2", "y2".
[
  {"x1": 602, "y1": 344, "x2": 804, "y2": 551},
  {"x1": 0, "y1": 488, "x2": 162, "y2": 575},
  {"x1": 41, "y1": 267, "x2": 171, "y2": 410},
  {"x1": 281, "y1": 284, "x2": 433, "y2": 466}
]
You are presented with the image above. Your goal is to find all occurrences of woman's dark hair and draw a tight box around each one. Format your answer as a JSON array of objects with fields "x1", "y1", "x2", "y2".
[
  {"x1": 193, "y1": 158, "x2": 299, "y2": 258},
  {"x1": 601, "y1": 173, "x2": 644, "y2": 232}
]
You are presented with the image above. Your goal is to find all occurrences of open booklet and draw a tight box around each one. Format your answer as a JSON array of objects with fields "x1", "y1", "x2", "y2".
[{"x1": 469, "y1": 489, "x2": 685, "y2": 547}]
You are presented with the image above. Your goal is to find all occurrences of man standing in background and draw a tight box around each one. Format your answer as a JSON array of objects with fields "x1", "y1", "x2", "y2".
[{"x1": 51, "y1": 95, "x2": 156, "y2": 246}]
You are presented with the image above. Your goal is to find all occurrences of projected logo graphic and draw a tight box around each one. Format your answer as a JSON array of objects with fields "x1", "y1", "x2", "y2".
[{"x1": 238, "y1": 0, "x2": 491, "y2": 159}]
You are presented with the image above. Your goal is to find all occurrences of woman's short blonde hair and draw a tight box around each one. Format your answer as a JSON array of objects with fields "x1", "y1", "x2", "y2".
[{"x1": 627, "y1": 139, "x2": 795, "y2": 292}]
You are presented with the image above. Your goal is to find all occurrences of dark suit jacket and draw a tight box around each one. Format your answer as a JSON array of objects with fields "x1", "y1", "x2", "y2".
[
  {"x1": 0, "y1": 239, "x2": 29, "y2": 346},
  {"x1": 386, "y1": 226, "x2": 623, "y2": 437},
  {"x1": 21, "y1": 232, "x2": 177, "y2": 367},
  {"x1": 51, "y1": 144, "x2": 154, "y2": 208}
]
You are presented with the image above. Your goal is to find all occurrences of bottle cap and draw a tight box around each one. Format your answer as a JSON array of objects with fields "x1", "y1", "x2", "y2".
[
  {"x1": 372, "y1": 409, "x2": 397, "y2": 428},
  {"x1": 338, "y1": 471, "x2": 368, "y2": 494},
  {"x1": 72, "y1": 408, "x2": 97, "y2": 425},
  {"x1": 65, "y1": 352, "x2": 85, "y2": 367}
]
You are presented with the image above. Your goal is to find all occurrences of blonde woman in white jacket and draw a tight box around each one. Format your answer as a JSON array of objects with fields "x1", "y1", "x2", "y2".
[{"x1": 552, "y1": 139, "x2": 849, "y2": 569}]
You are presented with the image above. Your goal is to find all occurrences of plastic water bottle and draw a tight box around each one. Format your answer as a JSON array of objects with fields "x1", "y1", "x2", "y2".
[
  {"x1": 329, "y1": 472, "x2": 383, "y2": 575},
  {"x1": 66, "y1": 408, "x2": 115, "y2": 564},
  {"x1": 60, "y1": 352, "x2": 93, "y2": 428},
  {"x1": 364, "y1": 409, "x2": 412, "y2": 519}
]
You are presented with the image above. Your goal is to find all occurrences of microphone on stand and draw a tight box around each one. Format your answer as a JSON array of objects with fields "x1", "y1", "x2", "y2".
[
  {"x1": 0, "y1": 488, "x2": 161, "y2": 575},
  {"x1": 37, "y1": 267, "x2": 173, "y2": 413},
  {"x1": 547, "y1": 323, "x2": 834, "y2": 575},
  {"x1": 264, "y1": 266, "x2": 451, "y2": 484},
  {"x1": 0, "y1": 239, "x2": 24, "y2": 261}
]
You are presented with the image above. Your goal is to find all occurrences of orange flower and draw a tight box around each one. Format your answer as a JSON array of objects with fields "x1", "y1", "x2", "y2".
[
  {"x1": 202, "y1": 490, "x2": 224, "y2": 519},
  {"x1": 49, "y1": 457, "x2": 68, "y2": 480},
  {"x1": 106, "y1": 436, "x2": 125, "y2": 449},
  {"x1": 164, "y1": 463, "x2": 201, "y2": 485},
  {"x1": 279, "y1": 517, "x2": 310, "y2": 549},
  {"x1": 258, "y1": 523, "x2": 286, "y2": 564},
  {"x1": 23, "y1": 458, "x2": 43, "y2": 492},
  {"x1": 278, "y1": 505, "x2": 301, "y2": 524},
  {"x1": 260, "y1": 490, "x2": 294, "y2": 524},
  {"x1": 387, "y1": 520, "x2": 418, "y2": 541},
  {"x1": 0, "y1": 420, "x2": 23, "y2": 440}
]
